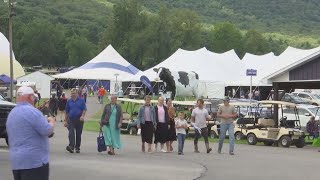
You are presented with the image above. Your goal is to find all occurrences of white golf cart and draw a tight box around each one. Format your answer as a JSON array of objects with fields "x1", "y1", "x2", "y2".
[{"x1": 246, "y1": 100, "x2": 305, "y2": 148}]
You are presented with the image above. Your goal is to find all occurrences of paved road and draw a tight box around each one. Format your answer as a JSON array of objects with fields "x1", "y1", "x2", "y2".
[{"x1": 1, "y1": 123, "x2": 319, "y2": 180}]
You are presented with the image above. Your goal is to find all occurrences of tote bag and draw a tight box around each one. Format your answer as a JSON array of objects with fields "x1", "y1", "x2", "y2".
[{"x1": 97, "y1": 129, "x2": 107, "y2": 152}]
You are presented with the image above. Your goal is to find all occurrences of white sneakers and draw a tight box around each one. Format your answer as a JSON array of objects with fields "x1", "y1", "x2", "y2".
[{"x1": 161, "y1": 149, "x2": 167, "y2": 153}]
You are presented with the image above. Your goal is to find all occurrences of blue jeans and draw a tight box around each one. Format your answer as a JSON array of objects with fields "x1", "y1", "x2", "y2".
[
  {"x1": 99, "y1": 96, "x2": 104, "y2": 104},
  {"x1": 177, "y1": 133, "x2": 186, "y2": 153},
  {"x1": 218, "y1": 123, "x2": 235, "y2": 153}
]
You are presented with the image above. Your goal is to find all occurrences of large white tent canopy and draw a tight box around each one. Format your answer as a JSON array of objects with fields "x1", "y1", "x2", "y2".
[
  {"x1": 0, "y1": 32, "x2": 25, "y2": 78},
  {"x1": 53, "y1": 45, "x2": 144, "y2": 81}
]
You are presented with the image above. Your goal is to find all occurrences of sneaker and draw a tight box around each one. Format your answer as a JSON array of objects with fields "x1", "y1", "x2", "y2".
[
  {"x1": 207, "y1": 148, "x2": 212, "y2": 154},
  {"x1": 229, "y1": 152, "x2": 235, "y2": 155},
  {"x1": 76, "y1": 149, "x2": 80, "y2": 153},
  {"x1": 178, "y1": 152, "x2": 182, "y2": 155},
  {"x1": 66, "y1": 146, "x2": 74, "y2": 153},
  {"x1": 218, "y1": 150, "x2": 221, "y2": 154},
  {"x1": 161, "y1": 149, "x2": 167, "y2": 153}
]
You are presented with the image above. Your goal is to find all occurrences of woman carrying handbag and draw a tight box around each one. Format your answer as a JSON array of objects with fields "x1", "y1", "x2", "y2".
[{"x1": 100, "y1": 95, "x2": 123, "y2": 155}]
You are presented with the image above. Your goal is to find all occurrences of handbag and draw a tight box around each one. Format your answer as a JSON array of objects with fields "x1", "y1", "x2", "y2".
[{"x1": 97, "y1": 129, "x2": 107, "y2": 152}]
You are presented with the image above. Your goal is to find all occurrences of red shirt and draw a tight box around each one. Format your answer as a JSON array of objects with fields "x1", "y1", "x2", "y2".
[{"x1": 98, "y1": 88, "x2": 106, "y2": 96}]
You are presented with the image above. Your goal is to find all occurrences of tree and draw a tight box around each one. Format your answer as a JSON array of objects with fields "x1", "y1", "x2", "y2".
[
  {"x1": 169, "y1": 9, "x2": 203, "y2": 50},
  {"x1": 17, "y1": 21, "x2": 67, "y2": 66},
  {"x1": 243, "y1": 30, "x2": 270, "y2": 55},
  {"x1": 65, "y1": 35, "x2": 96, "y2": 66},
  {"x1": 208, "y1": 22, "x2": 243, "y2": 56}
]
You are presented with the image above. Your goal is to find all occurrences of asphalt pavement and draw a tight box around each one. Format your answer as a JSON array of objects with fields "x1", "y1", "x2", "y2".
[{"x1": 0, "y1": 95, "x2": 319, "y2": 180}]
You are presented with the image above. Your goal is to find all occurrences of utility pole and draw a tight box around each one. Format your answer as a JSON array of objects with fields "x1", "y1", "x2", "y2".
[{"x1": 6, "y1": 0, "x2": 16, "y2": 102}]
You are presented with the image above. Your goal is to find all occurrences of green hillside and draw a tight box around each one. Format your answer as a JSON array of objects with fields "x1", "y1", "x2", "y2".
[
  {"x1": 0, "y1": 0, "x2": 319, "y2": 68},
  {"x1": 143, "y1": 0, "x2": 320, "y2": 36}
]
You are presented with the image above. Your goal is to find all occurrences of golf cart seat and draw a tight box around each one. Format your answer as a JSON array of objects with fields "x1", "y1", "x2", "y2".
[
  {"x1": 237, "y1": 118, "x2": 255, "y2": 125},
  {"x1": 257, "y1": 118, "x2": 275, "y2": 128},
  {"x1": 123, "y1": 113, "x2": 131, "y2": 120}
]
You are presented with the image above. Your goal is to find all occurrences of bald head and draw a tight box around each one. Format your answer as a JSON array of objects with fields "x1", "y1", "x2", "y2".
[
  {"x1": 158, "y1": 96, "x2": 164, "y2": 106},
  {"x1": 17, "y1": 94, "x2": 35, "y2": 105},
  {"x1": 111, "y1": 95, "x2": 117, "y2": 104}
]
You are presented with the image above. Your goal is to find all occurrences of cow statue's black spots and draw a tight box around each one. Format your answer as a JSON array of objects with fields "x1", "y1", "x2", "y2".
[{"x1": 154, "y1": 67, "x2": 200, "y2": 100}]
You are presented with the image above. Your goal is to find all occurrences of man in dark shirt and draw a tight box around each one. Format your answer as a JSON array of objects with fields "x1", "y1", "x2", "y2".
[{"x1": 65, "y1": 88, "x2": 87, "y2": 153}]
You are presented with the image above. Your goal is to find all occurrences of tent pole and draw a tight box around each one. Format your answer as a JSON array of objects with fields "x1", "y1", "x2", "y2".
[{"x1": 72, "y1": 79, "x2": 78, "y2": 87}]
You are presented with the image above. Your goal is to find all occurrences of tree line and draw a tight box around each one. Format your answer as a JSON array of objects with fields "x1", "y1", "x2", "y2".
[{"x1": 0, "y1": 0, "x2": 316, "y2": 70}]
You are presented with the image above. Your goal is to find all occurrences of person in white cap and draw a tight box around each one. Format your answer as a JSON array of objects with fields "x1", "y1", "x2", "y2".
[{"x1": 6, "y1": 86, "x2": 55, "y2": 180}]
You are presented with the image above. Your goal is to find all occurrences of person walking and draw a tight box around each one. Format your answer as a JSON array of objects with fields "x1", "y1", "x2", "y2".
[
  {"x1": 166, "y1": 98, "x2": 176, "y2": 152},
  {"x1": 217, "y1": 96, "x2": 237, "y2": 155},
  {"x1": 100, "y1": 95, "x2": 123, "y2": 155},
  {"x1": 49, "y1": 94, "x2": 58, "y2": 117},
  {"x1": 191, "y1": 99, "x2": 212, "y2": 153},
  {"x1": 175, "y1": 112, "x2": 188, "y2": 155},
  {"x1": 137, "y1": 96, "x2": 156, "y2": 153},
  {"x1": 154, "y1": 96, "x2": 169, "y2": 153},
  {"x1": 58, "y1": 93, "x2": 68, "y2": 122},
  {"x1": 6, "y1": 86, "x2": 55, "y2": 180},
  {"x1": 65, "y1": 88, "x2": 87, "y2": 153},
  {"x1": 306, "y1": 116, "x2": 319, "y2": 139},
  {"x1": 82, "y1": 85, "x2": 88, "y2": 103},
  {"x1": 98, "y1": 86, "x2": 106, "y2": 104}
]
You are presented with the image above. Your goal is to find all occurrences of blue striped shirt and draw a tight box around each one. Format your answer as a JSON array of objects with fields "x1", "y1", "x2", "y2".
[{"x1": 6, "y1": 102, "x2": 53, "y2": 170}]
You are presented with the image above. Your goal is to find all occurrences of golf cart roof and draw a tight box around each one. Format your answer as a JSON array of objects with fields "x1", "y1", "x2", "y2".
[
  {"x1": 219, "y1": 102, "x2": 258, "y2": 107},
  {"x1": 173, "y1": 100, "x2": 211, "y2": 106},
  {"x1": 258, "y1": 100, "x2": 297, "y2": 107},
  {"x1": 117, "y1": 98, "x2": 210, "y2": 106}
]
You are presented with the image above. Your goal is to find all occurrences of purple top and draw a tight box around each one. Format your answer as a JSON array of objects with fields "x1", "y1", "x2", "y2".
[
  {"x1": 157, "y1": 105, "x2": 165, "y2": 123},
  {"x1": 144, "y1": 106, "x2": 151, "y2": 122}
]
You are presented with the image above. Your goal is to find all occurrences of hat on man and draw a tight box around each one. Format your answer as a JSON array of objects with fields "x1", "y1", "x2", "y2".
[
  {"x1": 223, "y1": 96, "x2": 230, "y2": 101},
  {"x1": 17, "y1": 86, "x2": 36, "y2": 97}
]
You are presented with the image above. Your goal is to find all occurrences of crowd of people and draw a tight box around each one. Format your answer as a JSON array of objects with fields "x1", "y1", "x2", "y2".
[{"x1": 5, "y1": 86, "x2": 238, "y2": 180}]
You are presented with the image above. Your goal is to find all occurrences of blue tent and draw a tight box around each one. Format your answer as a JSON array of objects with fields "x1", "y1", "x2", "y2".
[{"x1": 0, "y1": 74, "x2": 17, "y2": 85}]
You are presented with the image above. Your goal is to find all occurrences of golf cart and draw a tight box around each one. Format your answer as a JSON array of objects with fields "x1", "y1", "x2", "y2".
[
  {"x1": 245, "y1": 100, "x2": 305, "y2": 148},
  {"x1": 118, "y1": 98, "x2": 148, "y2": 135},
  {"x1": 210, "y1": 102, "x2": 257, "y2": 140}
]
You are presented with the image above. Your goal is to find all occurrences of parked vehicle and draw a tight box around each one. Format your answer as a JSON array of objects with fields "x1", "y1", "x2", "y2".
[
  {"x1": 282, "y1": 104, "x2": 320, "y2": 131},
  {"x1": 282, "y1": 93, "x2": 312, "y2": 105},
  {"x1": 292, "y1": 92, "x2": 320, "y2": 106},
  {"x1": 120, "y1": 112, "x2": 139, "y2": 135},
  {"x1": 0, "y1": 94, "x2": 16, "y2": 146},
  {"x1": 245, "y1": 101, "x2": 305, "y2": 148}
]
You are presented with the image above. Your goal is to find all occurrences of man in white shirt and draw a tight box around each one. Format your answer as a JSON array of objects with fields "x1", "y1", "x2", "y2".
[{"x1": 191, "y1": 99, "x2": 212, "y2": 153}]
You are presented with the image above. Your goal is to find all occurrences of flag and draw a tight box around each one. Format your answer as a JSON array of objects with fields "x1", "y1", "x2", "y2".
[{"x1": 140, "y1": 76, "x2": 153, "y2": 93}]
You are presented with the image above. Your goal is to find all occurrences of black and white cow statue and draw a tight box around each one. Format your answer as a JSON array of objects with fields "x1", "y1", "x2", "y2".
[{"x1": 154, "y1": 67, "x2": 202, "y2": 100}]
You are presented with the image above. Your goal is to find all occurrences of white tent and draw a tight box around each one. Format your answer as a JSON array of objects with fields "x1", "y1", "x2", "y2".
[
  {"x1": 53, "y1": 45, "x2": 143, "y2": 80},
  {"x1": 236, "y1": 52, "x2": 277, "y2": 86},
  {"x1": 53, "y1": 45, "x2": 144, "y2": 93},
  {"x1": 17, "y1": 71, "x2": 55, "y2": 99},
  {"x1": 0, "y1": 32, "x2": 25, "y2": 78}
]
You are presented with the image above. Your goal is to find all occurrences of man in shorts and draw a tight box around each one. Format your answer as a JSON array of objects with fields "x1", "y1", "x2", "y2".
[{"x1": 191, "y1": 99, "x2": 212, "y2": 153}]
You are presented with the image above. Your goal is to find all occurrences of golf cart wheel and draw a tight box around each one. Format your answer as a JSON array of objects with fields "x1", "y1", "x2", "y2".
[
  {"x1": 263, "y1": 141, "x2": 273, "y2": 146},
  {"x1": 5, "y1": 137, "x2": 9, "y2": 146},
  {"x1": 247, "y1": 133, "x2": 257, "y2": 145},
  {"x1": 295, "y1": 138, "x2": 305, "y2": 148},
  {"x1": 234, "y1": 132, "x2": 244, "y2": 141},
  {"x1": 279, "y1": 136, "x2": 292, "y2": 148},
  {"x1": 129, "y1": 127, "x2": 138, "y2": 135}
]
